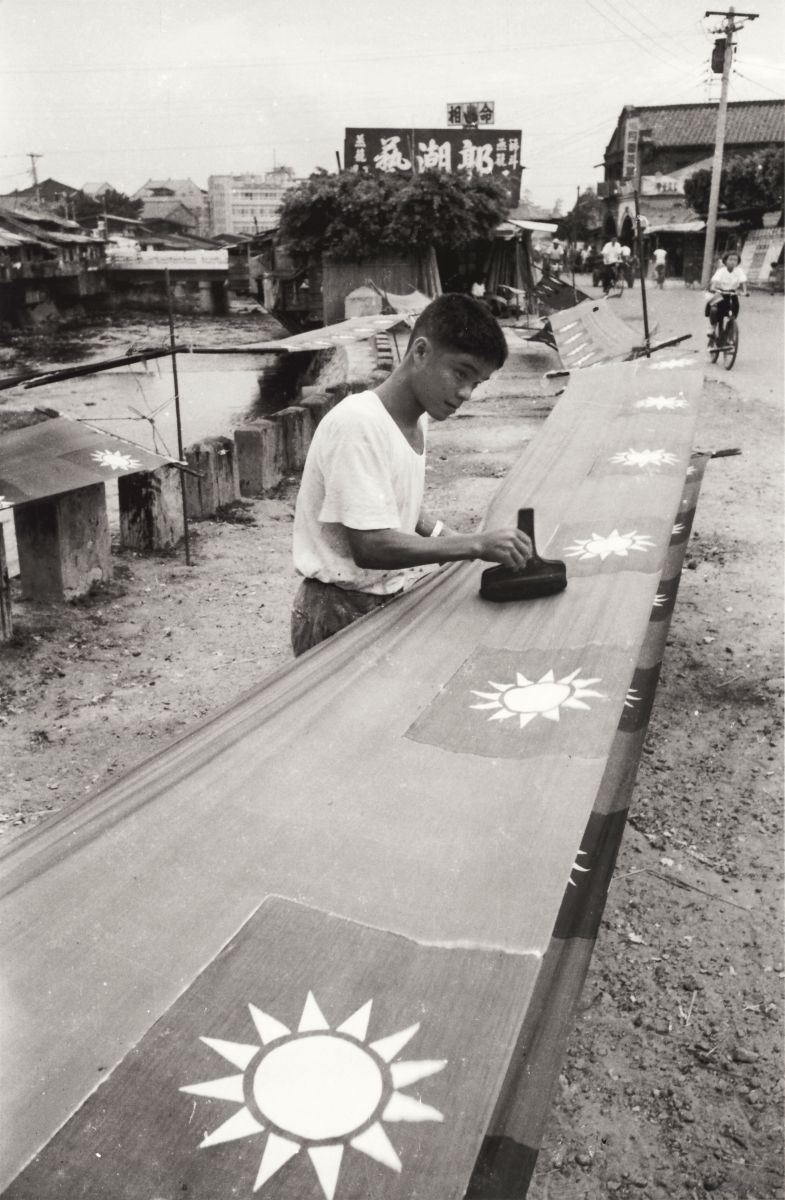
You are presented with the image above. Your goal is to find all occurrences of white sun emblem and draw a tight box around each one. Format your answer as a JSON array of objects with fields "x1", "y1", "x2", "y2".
[
  {"x1": 568, "y1": 850, "x2": 590, "y2": 887},
  {"x1": 647, "y1": 358, "x2": 692, "y2": 369},
  {"x1": 90, "y1": 448, "x2": 141, "y2": 471},
  {"x1": 624, "y1": 687, "x2": 642, "y2": 709},
  {"x1": 181, "y1": 992, "x2": 446, "y2": 1200},
  {"x1": 610, "y1": 448, "x2": 678, "y2": 468},
  {"x1": 470, "y1": 667, "x2": 604, "y2": 729},
  {"x1": 652, "y1": 592, "x2": 668, "y2": 608},
  {"x1": 672, "y1": 521, "x2": 685, "y2": 535},
  {"x1": 564, "y1": 529, "x2": 655, "y2": 561},
  {"x1": 635, "y1": 394, "x2": 687, "y2": 411}
]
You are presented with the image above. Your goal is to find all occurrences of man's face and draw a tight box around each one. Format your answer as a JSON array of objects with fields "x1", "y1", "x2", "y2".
[{"x1": 410, "y1": 338, "x2": 497, "y2": 421}]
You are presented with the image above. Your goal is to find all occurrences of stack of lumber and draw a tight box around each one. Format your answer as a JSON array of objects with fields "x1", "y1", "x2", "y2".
[{"x1": 0, "y1": 353, "x2": 703, "y2": 1200}]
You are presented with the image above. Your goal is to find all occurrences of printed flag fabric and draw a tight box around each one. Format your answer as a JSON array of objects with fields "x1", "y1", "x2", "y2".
[
  {"x1": 549, "y1": 298, "x2": 642, "y2": 367},
  {"x1": 466, "y1": 456, "x2": 710, "y2": 1197},
  {"x1": 0, "y1": 415, "x2": 181, "y2": 508},
  {"x1": 0, "y1": 359, "x2": 704, "y2": 1200}
]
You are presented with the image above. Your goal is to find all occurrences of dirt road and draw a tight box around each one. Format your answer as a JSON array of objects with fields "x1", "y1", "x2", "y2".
[{"x1": 1, "y1": 283, "x2": 782, "y2": 1198}]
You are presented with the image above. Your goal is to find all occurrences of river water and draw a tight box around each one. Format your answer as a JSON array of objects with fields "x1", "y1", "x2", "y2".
[{"x1": 1, "y1": 312, "x2": 302, "y2": 572}]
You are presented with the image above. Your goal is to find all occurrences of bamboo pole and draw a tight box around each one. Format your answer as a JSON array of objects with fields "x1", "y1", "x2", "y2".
[{"x1": 164, "y1": 269, "x2": 191, "y2": 566}]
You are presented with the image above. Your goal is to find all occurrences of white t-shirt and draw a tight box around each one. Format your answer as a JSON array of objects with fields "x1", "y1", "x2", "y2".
[
  {"x1": 653, "y1": 248, "x2": 667, "y2": 266},
  {"x1": 293, "y1": 391, "x2": 428, "y2": 595},
  {"x1": 602, "y1": 241, "x2": 622, "y2": 264},
  {"x1": 709, "y1": 264, "x2": 747, "y2": 292}
]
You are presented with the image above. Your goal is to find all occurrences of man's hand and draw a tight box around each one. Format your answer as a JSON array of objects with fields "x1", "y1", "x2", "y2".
[
  {"x1": 345, "y1": 525, "x2": 533, "y2": 571},
  {"x1": 473, "y1": 528, "x2": 533, "y2": 568}
]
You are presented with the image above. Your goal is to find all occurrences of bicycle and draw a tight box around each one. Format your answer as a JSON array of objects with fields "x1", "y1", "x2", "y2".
[{"x1": 707, "y1": 293, "x2": 740, "y2": 370}]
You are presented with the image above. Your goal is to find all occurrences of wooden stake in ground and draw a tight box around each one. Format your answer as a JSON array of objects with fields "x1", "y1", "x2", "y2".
[{"x1": 164, "y1": 268, "x2": 191, "y2": 567}]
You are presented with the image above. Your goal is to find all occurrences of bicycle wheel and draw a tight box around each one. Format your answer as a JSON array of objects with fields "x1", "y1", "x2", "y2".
[
  {"x1": 722, "y1": 319, "x2": 739, "y2": 370},
  {"x1": 708, "y1": 333, "x2": 720, "y2": 364}
]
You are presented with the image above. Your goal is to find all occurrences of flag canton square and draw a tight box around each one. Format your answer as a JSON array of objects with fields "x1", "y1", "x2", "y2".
[
  {"x1": 553, "y1": 516, "x2": 674, "y2": 578},
  {"x1": 406, "y1": 644, "x2": 636, "y2": 760}
]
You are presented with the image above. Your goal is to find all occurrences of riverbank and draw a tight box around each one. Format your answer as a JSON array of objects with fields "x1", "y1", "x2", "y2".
[{"x1": 1, "y1": 285, "x2": 782, "y2": 1197}]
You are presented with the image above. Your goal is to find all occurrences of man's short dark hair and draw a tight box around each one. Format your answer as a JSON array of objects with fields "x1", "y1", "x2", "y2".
[{"x1": 407, "y1": 293, "x2": 508, "y2": 369}]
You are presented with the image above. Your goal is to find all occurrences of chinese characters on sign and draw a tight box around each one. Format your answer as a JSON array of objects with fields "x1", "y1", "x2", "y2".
[
  {"x1": 446, "y1": 101, "x2": 495, "y2": 126},
  {"x1": 623, "y1": 116, "x2": 640, "y2": 181},
  {"x1": 345, "y1": 128, "x2": 523, "y2": 206}
]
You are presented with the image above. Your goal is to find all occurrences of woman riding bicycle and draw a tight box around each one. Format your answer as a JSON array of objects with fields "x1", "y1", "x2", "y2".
[{"x1": 705, "y1": 250, "x2": 748, "y2": 344}]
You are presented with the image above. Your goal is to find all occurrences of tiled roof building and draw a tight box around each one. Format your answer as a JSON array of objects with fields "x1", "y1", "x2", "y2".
[{"x1": 604, "y1": 99, "x2": 784, "y2": 182}]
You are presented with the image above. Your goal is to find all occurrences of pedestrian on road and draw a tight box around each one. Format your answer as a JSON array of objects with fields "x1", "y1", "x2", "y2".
[
  {"x1": 290, "y1": 294, "x2": 533, "y2": 656},
  {"x1": 652, "y1": 246, "x2": 668, "y2": 288}
]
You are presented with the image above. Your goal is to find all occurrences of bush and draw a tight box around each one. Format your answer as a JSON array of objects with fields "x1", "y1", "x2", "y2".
[{"x1": 278, "y1": 169, "x2": 508, "y2": 263}]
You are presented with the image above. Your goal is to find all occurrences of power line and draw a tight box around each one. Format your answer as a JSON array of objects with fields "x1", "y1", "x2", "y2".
[
  {"x1": 0, "y1": 34, "x2": 650, "y2": 76},
  {"x1": 598, "y1": 0, "x2": 701, "y2": 67},
  {"x1": 732, "y1": 68, "x2": 784, "y2": 96},
  {"x1": 584, "y1": 0, "x2": 696, "y2": 72}
]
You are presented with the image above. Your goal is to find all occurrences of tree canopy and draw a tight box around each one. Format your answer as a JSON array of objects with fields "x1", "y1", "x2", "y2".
[
  {"x1": 684, "y1": 148, "x2": 784, "y2": 215},
  {"x1": 556, "y1": 188, "x2": 605, "y2": 242},
  {"x1": 72, "y1": 189, "x2": 143, "y2": 221},
  {"x1": 277, "y1": 169, "x2": 509, "y2": 262}
]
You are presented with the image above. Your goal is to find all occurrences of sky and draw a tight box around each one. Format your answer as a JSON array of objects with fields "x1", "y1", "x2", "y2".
[{"x1": 2, "y1": 0, "x2": 783, "y2": 210}]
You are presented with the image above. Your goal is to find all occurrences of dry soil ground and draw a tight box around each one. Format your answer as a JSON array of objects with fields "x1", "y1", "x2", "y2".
[{"x1": 0, "y1": 283, "x2": 782, "y2": 1198}]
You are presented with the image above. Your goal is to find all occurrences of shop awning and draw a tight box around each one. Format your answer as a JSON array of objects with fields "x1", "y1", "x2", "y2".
[{"x1": 645, "y1": 220, "x2": 705, "y2": 234}]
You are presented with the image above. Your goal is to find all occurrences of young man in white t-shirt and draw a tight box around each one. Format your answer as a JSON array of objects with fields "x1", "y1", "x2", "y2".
[{"x1": 290, "y1": 294, "x2": 533, "y2": 656}]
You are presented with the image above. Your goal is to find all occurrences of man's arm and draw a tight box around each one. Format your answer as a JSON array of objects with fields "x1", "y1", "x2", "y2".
[
  {"x1": 346, "y1": 525, "x2": 533, "y2": 571},
  {"x1": 415, "y1": 512, "x2": 457, "y2": 538}
]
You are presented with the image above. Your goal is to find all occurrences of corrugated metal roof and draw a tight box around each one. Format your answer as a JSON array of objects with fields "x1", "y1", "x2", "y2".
[
  {"x1": 242, "y1": 313, "x2": 409, "y2": 354},
  {"x1": 0, "y1": 228, "x2": 31, "y2": 248},
  {"x1": 635, "y1": 100, "x2": 784, "y2": 148},
  {"x1": 504, "y1": 218, "x2": 559, "y2": 234}
]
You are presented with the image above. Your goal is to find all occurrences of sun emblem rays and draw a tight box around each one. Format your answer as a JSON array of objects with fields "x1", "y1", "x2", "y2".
[
  {"x1": 471, "y1": 667, "x2": 605, "y2": 729},
  {"x1": 90, "y1": 448, "x2": 141, "y2": 471},
  {"x1": 635, "y1": 394, "x2": 687, "y2": 410},
  {"x1": 564, "y1": 529, "x2": 655, "y2": 561},
  {"x1": 181, "y1": 992, "x2": 446, "y2": 1200},
  {"x1": 609, "y1": 448, "x2": 678, "y2": 468}
]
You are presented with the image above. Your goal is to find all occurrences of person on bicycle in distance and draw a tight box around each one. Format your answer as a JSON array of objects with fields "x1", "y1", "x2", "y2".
[
  {"x1": 705, "y1": 250, "x2": 748, "y2": 343},
  {"x1": 600, "y1": 236, "x2": 622, "y2": 295}
]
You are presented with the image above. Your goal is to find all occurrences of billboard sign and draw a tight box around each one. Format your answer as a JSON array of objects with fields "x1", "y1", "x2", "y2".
[
  {"x1": 446, "y1": 101, "x2": 495, "y2": 126},
  {"x1": 344, "y1": 127, "x2": 522, "y2": 206}
]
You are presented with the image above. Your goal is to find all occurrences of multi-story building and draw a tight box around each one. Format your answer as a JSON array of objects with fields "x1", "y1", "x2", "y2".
[
  {"x1": 207, "y1": 168, "x2": 300, "y2": 237},
  {"x1": 132, "y1": 179, "x2": 208, "y2": 237},
  {"x1": 599, "y1": 99, "x2": 784, "y2": 280}
]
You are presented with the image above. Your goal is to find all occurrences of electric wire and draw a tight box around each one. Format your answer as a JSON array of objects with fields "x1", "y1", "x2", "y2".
[
  {"x1": 732, "y1": 69, "x2": 785, "y2": 97},
  {"x1": 584, "y1": 0, "x2": 696, "y2": 73},
  {"x1": 595, "y1": 0, "x2": 702, "y2": 68}
]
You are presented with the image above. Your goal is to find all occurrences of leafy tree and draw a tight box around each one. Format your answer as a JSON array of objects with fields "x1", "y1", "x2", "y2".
[
  {"x1": 278, "y1": 169, "x2": 508, "y2": 263},
  {"x1": 684, "y1": 147, "x2": 784, "y2": 215},
  {"x1": 556, "y1": 188, "x2": 605, "y2": 242},
  {"x1": 71, "y1": 189, "x2": 144, "y2": 222}
]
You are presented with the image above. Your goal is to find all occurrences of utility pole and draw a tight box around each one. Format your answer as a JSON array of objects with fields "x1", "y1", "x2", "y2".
[
  {"x1": 700, "y1": 7, "x2": 759, "y2": 288},
  {"x1": 28, "y1": 153, "x2": 42, "y2": 205}
]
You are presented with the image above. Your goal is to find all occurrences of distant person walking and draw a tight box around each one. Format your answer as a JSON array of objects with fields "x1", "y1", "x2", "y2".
[
  {"x1": 619, "y1": 242, "x2": 633, "y2": 287},
  {"x1": 653, "y1": 246, "x2": 668, "y2": 289},
  {"x1": 600, "y1": 236, "x2": 622, "y2": 295}
]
